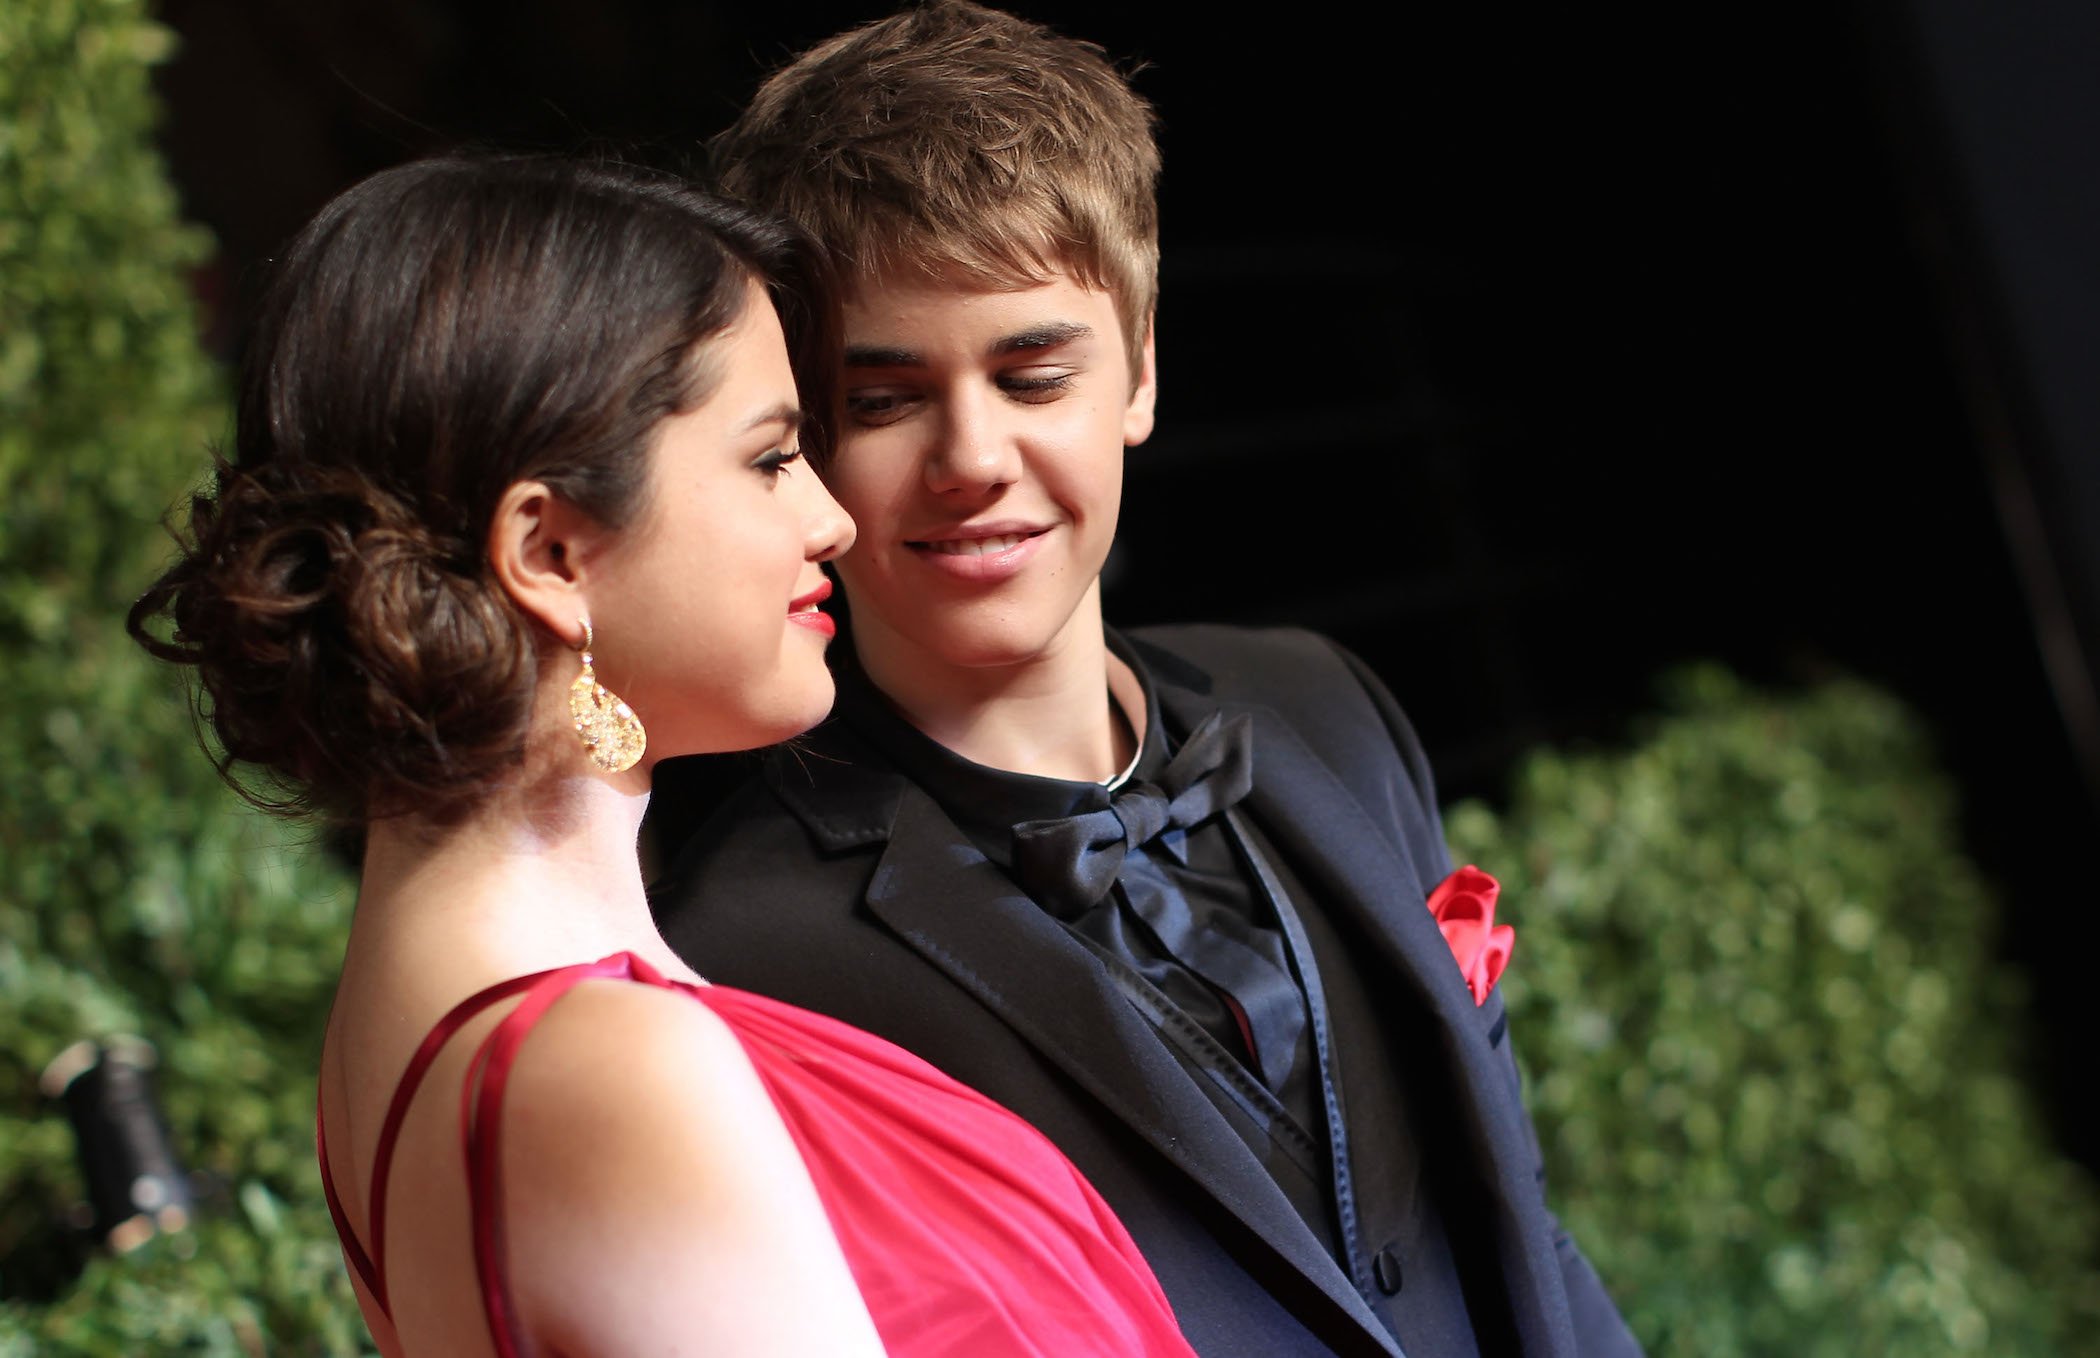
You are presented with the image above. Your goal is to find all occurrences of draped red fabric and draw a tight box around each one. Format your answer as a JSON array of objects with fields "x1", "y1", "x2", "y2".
[{"x1": 319, "y1": 953, "x2": 1196, "y2": 1357}]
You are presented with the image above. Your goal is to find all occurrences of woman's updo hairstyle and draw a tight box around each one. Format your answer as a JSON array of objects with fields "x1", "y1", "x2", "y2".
[{"x1": 130, "y1": 154, "x2": 836, "y2": 824}]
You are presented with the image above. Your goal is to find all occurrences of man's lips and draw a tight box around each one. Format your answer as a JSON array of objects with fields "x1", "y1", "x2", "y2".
[
  {"x1": 787, "y1": 578, "x2": 835, "y2": 637},
  {"x1": 902, "y1": 524, "x2": 1051, "y2": 582},
  {"x1": 905, "y1": 523, "x2": 1050, "y2": 557}
]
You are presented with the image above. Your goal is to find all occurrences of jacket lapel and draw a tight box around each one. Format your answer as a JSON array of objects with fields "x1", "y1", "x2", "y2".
[
  {"x1": 860, "y1": 784, "x2": 1404, "y2": 1355},
  {"x1": 1151, "y1": 677, "x2": 1579, "y2": 1356}
]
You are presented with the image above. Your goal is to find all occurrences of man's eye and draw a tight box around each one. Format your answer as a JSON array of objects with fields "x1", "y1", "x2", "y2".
[
  {"x1": 845, "y1": 390, "x2": 915, "y2": 426},
  {"x1": 1000, "y1": 372, "x2": 1075, "y2": 403}
]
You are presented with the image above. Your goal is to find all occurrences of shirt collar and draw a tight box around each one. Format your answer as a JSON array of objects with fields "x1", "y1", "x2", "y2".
[{"x1": 831, "y1": 630, "x2": 1168, "y2": 870}]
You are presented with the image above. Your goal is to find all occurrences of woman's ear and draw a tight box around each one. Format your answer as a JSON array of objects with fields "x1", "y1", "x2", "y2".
[{"x1": 487, "y1": 480, "x2": 603, "y2": 646}]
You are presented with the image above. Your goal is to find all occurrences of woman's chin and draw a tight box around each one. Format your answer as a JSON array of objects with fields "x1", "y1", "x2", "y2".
[
  {"x1": 771, "y1": 687, "x2": 839, "y2": 746},
  {"x1": 671, "y1": 688, "x2": 837, "y2": 758}
]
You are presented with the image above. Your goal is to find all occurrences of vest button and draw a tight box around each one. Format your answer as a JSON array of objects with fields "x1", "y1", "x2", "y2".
[{"x1": 1373, "y1": 1245, "x2": 1404, "y2": 1295}]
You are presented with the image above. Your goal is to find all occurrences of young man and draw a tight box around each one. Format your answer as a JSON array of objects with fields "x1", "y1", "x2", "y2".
[{"x1": 654, "y1": 5, "x2": 1639, "y2": 1355}]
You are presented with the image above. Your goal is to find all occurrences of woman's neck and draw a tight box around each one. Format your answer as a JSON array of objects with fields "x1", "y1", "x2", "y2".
[{"x1": 348, "y1": 753, "x2": 691, "y2": 984}]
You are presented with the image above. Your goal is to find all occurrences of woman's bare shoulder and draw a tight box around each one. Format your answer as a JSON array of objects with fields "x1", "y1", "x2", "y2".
[
  {"x1": 501, "y1": 978, "x2": 760, "y2": 1130},
  {"x1": 490, "y1": 977, "x2": 885, "y2": 1356}
]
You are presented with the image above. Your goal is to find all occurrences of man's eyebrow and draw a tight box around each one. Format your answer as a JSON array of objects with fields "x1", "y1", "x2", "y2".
[
  {"x1": 989, "y1": 322, "x2": 1091, "y2": 357},
  {"x1": 736, "y1": 401, "x2": 805, "y2": 434},
  {"x1": 843, "y1": 322, "x2": 1092, "y2": 368},
  {"x1": 844, "y1": 344, "x2": 921, "y2": 368}
]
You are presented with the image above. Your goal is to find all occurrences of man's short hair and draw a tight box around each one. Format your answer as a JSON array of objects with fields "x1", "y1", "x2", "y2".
[{"x1": 711, "y1": 0, "x2": 1160, "y2": 362}]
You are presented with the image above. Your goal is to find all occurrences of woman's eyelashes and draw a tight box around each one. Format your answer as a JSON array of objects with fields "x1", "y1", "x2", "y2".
[{"x1": 754, "y1": 447, "x2": 805, "y2": 480}]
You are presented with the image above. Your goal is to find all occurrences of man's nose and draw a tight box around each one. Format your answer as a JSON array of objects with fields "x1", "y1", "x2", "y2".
[{"x1": 925, "y1": 393, "x2": 1022, "y2": 493}]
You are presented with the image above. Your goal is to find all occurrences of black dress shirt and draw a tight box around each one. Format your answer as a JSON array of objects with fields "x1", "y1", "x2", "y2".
[{"x1": 831, "y1": 639, "x2": 1340, "y2": 1250}]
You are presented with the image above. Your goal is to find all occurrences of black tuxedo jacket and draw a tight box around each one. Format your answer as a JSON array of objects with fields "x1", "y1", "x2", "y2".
[{"x1": 652, "y1": 625, "x2": 1639, "y2": 1358}]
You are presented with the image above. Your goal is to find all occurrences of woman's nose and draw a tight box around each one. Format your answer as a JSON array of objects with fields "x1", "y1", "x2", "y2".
[{"x1": 802, "y1": 470, "x2": 856, "y2": 562}]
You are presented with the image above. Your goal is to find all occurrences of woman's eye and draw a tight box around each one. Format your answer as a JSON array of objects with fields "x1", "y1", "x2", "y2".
[{"x1": 755, "y1": 448, "x2": 804, "y2": 479}]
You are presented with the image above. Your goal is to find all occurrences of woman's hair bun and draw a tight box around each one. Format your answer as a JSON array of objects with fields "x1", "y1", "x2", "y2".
[{"x1": 133, "y1": 455, "x2": 534, "y2": 823}]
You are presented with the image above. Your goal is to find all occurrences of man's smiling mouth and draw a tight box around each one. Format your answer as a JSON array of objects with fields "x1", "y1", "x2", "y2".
[{"x1": 914, "y1": 532, "x2": 1037, "y2": 556}]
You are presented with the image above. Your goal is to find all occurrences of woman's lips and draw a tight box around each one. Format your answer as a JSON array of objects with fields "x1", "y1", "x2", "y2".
[
  {"x1": 788, "y1": 578, "x2": 836, "y2": 638},
  {"x1": 905, "y1": 527, "x2": 1049, "y2": 583}
]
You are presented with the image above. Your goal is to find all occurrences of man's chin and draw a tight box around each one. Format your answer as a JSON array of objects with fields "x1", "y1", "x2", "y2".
[
  {"x1": 892, "y1": 622, "x2": 1086, "y2": 676},
  {"x1": 846, "y1": 582, "x2": 1106, "y2": 681}
]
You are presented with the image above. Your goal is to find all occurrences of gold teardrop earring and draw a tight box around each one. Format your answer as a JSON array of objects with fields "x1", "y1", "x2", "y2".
[{"x1": 569, "y1": 619, "x2": 646, "y2": 773}]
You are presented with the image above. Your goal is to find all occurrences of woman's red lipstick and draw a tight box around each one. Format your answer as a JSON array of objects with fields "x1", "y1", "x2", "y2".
[{"x1": 788, "y1": 578, "x2": 836, "y2": 639}]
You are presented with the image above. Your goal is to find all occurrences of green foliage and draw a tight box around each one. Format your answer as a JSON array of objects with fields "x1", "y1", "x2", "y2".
[
  {"x1": 0, "y1": 0, "x2": 365, "y2": 1350},
  {"x1": 1447, "y1": 668, "x2": 2100, "y2": 1357}
]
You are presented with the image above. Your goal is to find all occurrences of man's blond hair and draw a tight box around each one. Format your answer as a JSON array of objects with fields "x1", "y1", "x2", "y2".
[{"x1": 711, "y1": 0, "x2": 1160, "y2": 364}]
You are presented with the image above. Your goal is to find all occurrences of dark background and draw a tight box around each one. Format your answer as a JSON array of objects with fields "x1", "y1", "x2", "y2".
[{"x1": 151, "y1": 2, "x2": 2098, "y2": 1171}]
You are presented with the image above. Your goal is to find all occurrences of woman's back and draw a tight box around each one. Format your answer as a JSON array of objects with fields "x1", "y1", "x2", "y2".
[
  {"x1": 320, "y1": 934, "x2": 1197, "y2": 1357},
  {"x1": 318, "y1": 906, "x2": 882, "y2": 1357}
]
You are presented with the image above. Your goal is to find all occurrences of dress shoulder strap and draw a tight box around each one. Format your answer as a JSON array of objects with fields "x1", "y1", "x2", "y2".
[{"x1": 316, "y1": 951, "x2": 680, "y2": 1352}]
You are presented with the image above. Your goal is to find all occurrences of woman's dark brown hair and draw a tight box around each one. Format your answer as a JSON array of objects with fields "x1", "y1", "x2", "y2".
[{"x1": 130, "y1": 154, "x2": 836, "y2": 824}]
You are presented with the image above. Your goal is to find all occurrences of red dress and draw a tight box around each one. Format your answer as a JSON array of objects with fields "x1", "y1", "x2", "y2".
[{"x1": 318, "y1": 952, "x2": 1196, "y2": 1357}]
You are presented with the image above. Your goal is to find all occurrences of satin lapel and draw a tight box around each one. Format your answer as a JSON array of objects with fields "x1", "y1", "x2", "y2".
[
  {"x1": 862, "y1": 786, "x2": 1404, "y2": 1355},
  {"x1": 1155, "y1": 684, "x2": 1578, "y2": 1355}
]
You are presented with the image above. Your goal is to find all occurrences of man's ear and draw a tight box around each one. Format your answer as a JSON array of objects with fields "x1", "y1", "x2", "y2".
[
  {"x1": 1124, "y1": 313, "x2": 1158, "y2": 447},
  {"x1": 487, "y1": 480, "x2": 602, "y2": 647}
]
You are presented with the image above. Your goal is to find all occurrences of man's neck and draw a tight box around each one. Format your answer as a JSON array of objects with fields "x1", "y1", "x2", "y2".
[{"x1": 853, "y1": 600, "x2": 1144, "y2": 783}]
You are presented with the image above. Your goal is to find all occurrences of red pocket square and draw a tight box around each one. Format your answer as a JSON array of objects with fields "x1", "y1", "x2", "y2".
[{"x1": 1427, "y1": 865, "x2": 1515, "y2": 1006}]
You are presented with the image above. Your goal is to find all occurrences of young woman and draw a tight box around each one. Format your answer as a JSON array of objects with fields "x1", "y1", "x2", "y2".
[{"x1": 131, "y1": 155, "x2": 1194, "y2": 1358}]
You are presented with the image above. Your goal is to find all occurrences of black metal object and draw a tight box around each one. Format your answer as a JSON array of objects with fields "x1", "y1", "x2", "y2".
[{"x1": 39, "y1": 1038, "x2": 194, "y2": 1254}]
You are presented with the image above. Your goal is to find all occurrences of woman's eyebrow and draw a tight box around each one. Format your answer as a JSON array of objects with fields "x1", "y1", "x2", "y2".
[{"x1": 737, "y1": 401, "x2": 805, "y2": 434}]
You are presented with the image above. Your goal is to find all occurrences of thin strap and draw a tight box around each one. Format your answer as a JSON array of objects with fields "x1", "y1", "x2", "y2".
[
  {"x1": 314, "y1": 961, "x2": 634, "y2": 1314},
  {"x1": 316, "y1": 1104, "x2": 367, "y2": 1293},
  {"x1": 463, "y1": 953, "x2": 671, "y2": 1357}
]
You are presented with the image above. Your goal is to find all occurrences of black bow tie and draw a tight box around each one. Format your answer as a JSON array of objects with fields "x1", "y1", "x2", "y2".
[{"x1": 1010, "y1": 711, "x2": 1255, "y2": 918}]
